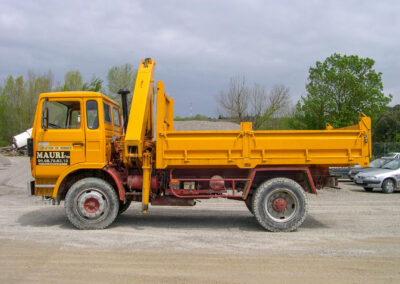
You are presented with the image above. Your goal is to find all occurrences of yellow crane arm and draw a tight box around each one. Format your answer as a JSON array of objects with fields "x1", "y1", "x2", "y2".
[{"x1": 124, "y1": 58, "x2": 155, "y2": 164}]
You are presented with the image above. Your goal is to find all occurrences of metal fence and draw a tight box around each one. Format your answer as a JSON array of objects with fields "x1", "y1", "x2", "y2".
[{"x1": 372, "y1": 142, "x2": 400, "y2": 157}]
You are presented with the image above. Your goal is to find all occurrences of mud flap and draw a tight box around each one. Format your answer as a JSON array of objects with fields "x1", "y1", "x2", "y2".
[{"x1": 27, "y1": 180, "x2": 34, "y2": 196}]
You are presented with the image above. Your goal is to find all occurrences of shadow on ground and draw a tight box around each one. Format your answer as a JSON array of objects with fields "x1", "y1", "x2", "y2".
[
  {"x1": 17, "y1": 206, "x2": 327, "y2": 232},
  {"x1": 349, "y1": 188, "x2": 400, "y2": 194},
  {"x1": 17, "y1": 207, "x2": 73, "y2": 229}
]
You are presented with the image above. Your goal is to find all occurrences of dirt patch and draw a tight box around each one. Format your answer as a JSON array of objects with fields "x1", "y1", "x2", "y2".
[{"x1": 1, "y1": 238, "x2": 400, "y2": 284}]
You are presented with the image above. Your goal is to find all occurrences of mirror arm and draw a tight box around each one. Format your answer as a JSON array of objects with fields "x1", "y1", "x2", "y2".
[{"x1": 42, "y1": 97, "x2": 48, "y2": 131}]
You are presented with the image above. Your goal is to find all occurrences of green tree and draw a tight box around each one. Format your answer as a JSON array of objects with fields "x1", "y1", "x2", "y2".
[
  {"x1": 0, "y1": 71, "x2": 54, "y2": 146},
  {"x1": 0, "y1": 90, "x2": 7, "y2": 145},
  {"x1": 82, "y1": 76, "x2": 103, "y2": 92},
  {"x1": 25, "y1": 70, "x2": 53, "y2": 125},
  {"x1": 374, "y1": 105, "x2": 400, "y2": 142},
  {"x1": 0, "y1": 76, "x2": 18, "y2": 144},
  {"x1": 107, "y1": 64, "x2": 136, "y2": 104},
  {"x1": 62, "y1": 70, "x2": 83, "y2": 91},
  {"x1": 291, "y1": 53, "x2": 392, "y2": 129}
]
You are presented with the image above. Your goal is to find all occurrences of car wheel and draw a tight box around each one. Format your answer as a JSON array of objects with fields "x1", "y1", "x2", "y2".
[
  {"x1": 65, "y1": 177, "x2": 119, "y2": 229},
  {"x1": 252, "y1": 177, "x2": 308, "y2": 232},
  {"x1": 363, "y1": 187, "x2": 373, "y2": 192},
  {"x1": 382, "y1": 179, "x2": 395, "y2": 194}
]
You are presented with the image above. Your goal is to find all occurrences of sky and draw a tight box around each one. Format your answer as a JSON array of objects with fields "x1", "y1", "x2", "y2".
[{"x1": 0, "y1": 0, "x2": 399, "y2": 117}]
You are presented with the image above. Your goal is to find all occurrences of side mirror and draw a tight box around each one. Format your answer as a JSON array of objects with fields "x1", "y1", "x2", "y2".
[{"x1": 41, "y1": 98, "x2": 49, "y2": 130}]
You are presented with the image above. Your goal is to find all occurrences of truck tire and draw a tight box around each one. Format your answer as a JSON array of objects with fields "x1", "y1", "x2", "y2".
[
  {"x1": 65, "y1": 177, "x2": 119, "y2": 230},
  {"x1": 363, "y1": 187, "x2": 373, "y2": 192},
  {"x1": 244, "y1": 196, "x2": 254, "y2": 215},
  {"x1": 118, "y1": 197, "x2": 132, "y2": 215},
  {"x1": 382, "y1": 179, "x2": 395, "y2": 194},
  {"x1": 252, "y1": 177, "x2": 308, "y2": 232}
]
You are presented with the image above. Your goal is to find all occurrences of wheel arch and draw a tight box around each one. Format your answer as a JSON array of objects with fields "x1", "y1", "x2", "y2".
[
  {"x1": 243, "y1": 167, "x2": 317, "y2": 200},
  {"x1": 382, "y1": 177, "x2": 397, "y2": 188},
  {"x1": 55, "y1": 167, "x2": 125, "y2": 202}
]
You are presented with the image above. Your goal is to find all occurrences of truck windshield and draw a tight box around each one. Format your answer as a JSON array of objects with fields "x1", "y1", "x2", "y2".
[{"x1": 44, "y1": 101, "x2": 81, "y2": 129}]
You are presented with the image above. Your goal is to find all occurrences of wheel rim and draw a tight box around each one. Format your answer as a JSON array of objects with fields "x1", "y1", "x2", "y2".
[
  {"x1": 385, "y1": 180, "x2": 394, "y2": 191},
  {"x1": 77, "y1": 190, "x2": 107, "y2": 219},
  {"x1": 264, "y1": 188, "x2": 299, "y2": 223}
]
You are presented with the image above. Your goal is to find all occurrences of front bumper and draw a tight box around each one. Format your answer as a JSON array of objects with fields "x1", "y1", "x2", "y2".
[{"x1": 354, "y1": 177, "x2": 382, "y2": 188}]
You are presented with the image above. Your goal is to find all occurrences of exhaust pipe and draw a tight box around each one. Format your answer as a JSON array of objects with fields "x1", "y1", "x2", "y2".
[{"x1": 117, "y1": 88, "x2": 130, "y2": 133}]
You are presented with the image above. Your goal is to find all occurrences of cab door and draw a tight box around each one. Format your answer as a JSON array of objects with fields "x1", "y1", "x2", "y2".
[
  {"x1": 84, "y1": 99, "x2": 105, "y2": 163},
  {"x1": 34, "y1": 97, "x2": 85, "y2": 178}
]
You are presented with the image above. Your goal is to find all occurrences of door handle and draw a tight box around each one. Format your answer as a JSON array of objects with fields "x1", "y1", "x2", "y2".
[{"x1": 73, "y1": 142, "x2": 84, "y2": 146}]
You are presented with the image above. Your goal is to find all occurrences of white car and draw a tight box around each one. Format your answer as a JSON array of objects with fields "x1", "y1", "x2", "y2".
[{"x1": 354, "y1": 159, "x2": 400, "y2": 193}]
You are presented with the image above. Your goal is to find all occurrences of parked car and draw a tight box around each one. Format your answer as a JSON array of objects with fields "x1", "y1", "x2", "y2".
[
  {"x1": 354, "y1": 159, "x2": 400, "y2": 193},
  {"x1": 382, "y1": 152, "x2": 400, "y2": 159},
  {"x1": 348, "y1": 158, "x2": 393, "y2": 181},
  {"x1": 329, "y1": 165, "x2": 360, "y2": 179}
]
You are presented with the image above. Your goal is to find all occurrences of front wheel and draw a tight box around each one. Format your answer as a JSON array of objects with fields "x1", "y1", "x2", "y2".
[
  {"x1": 252, "y1": 178, "x2": 308, "y2": 232},
  {"x1": 382, "y1": 179, "x2": 395, "y2": 194},
  {"x1": 65, "y1": 177, "x2": 119, "y2": 229}
]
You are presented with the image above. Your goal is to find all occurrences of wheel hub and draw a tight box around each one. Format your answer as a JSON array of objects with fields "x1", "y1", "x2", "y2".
[
  {"x1": 272, "y1": 198, "x2": 287, "y2": 212},
  {"x1": 264, "y1": 188, "x2": 299, "y2": 223},
  {"x1": 77, "y1": 191, "x2": 106, "y2": 219},
  {"x1": 84, "y1": 198, "x2": 100, "y2": 213}
]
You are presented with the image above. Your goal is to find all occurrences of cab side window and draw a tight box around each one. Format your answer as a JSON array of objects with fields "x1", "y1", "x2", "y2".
[
  {"x1": 43, "y1": 101, "x2": 80, "y2": 129},
  {"x1": 103, "y1": 103, "x2": 111, "y2": 124},
  {"x1": 87, "y1": 100, "x2": 99, "y2": 129},
  {"x1": 112, "y1": 107, "x2": 120, "y2": 127}
]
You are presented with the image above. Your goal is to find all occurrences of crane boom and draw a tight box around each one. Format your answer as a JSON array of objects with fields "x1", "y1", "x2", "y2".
[{"x1": 124, "y1": 58, "x2": 155, "y2": 164}]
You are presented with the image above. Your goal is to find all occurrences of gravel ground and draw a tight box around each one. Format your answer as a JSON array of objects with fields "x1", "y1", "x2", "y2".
[{"x1": 1, "y1": 154, "x2": 400, "y2": 283}]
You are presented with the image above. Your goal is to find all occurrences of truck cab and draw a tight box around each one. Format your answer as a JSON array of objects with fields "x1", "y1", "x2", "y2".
[{"x1": 29, "y1": 92, "x2": 122, "y2": 198}]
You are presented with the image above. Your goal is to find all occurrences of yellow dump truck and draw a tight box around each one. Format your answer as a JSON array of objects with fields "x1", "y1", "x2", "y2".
[{"x1": 28, "y1": 58, "x2": 371, "y2": 231}]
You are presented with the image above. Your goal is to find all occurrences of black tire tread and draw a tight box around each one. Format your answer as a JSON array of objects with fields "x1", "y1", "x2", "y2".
[
  {"x1": 382, "y1": 179, "x2": 395, "y2": 194},
  {"x1": 252, "y1": 177, "x2": 308, "y2": 232},
  {"x1": 65, "y1": 177, "x2": 119, "y2": 230}
]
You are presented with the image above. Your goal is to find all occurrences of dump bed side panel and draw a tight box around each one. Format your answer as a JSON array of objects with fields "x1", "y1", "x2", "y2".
[
  {"x1": 155, "y1": 81, "x2": 371, "y2": 169},
  {"x1": 156, "y1": 128, "x2": 370, "y2": 169}
]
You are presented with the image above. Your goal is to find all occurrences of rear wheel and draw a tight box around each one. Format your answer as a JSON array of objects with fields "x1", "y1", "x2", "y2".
[
  {"x1": 364, "y1": 187, "x2": 373, "y2": 192},
  {"x1": 382, "y1": 179, "x2": 395, "y2": 194},
  {"x1": 65, "y1": 177, "x2": 119, "y2": 229},
  {"x1": 252, "y1": 178, "x2": 308, "y2": 232}
]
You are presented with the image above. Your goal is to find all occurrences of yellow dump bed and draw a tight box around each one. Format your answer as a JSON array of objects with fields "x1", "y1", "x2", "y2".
[{"x1": 155, "y1": 82, "x2": 371, "y2": 169}]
